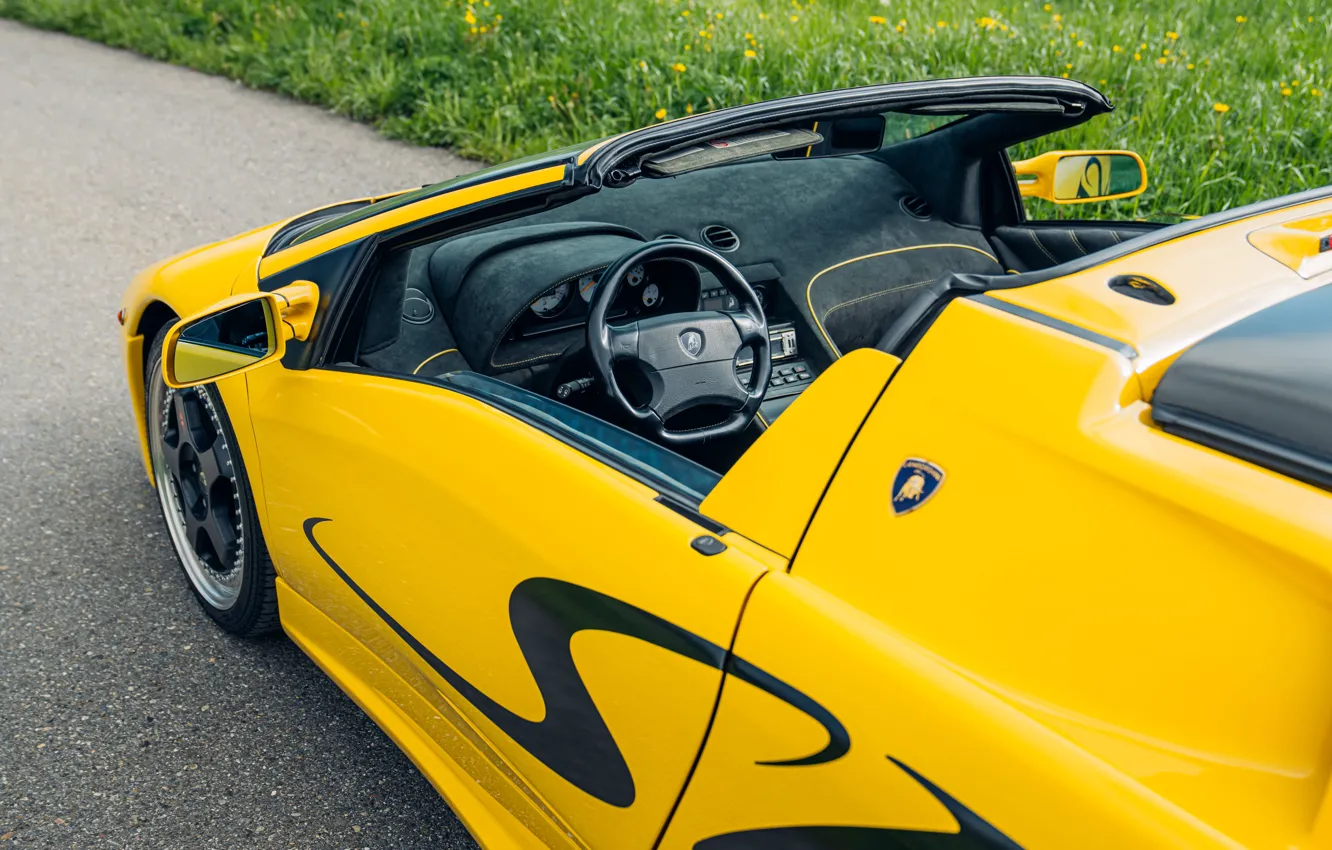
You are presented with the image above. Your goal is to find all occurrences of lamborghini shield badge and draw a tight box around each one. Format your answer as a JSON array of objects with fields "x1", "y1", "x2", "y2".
[{"x1": 891, "y1": 458, "x2": 945, "y2": 515}]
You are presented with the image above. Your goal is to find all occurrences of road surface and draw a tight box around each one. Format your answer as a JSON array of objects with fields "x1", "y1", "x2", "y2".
[{"x1": 0, "y1": 19, "x2": 483, "y2": 848}]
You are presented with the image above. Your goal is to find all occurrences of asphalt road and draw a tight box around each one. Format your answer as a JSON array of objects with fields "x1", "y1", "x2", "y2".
[{"x1": 0, "y1": 21, "x2": 483, "y2": 849}]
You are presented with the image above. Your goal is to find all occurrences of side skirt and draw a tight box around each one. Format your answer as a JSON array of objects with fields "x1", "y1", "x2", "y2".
[{"x1": 276, "y1": 578, "x2": 579, "y2": 850}]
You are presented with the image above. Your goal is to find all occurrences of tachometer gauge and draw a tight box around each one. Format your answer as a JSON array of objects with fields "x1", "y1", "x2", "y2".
[
  {"x1": 577, "y1": 274, "x2": 599, "y2": 303},
  {"x1": 530, "y1": 282, "x2": 572, "y2": 318},
  {"x1": 626, "y1": 265, "x2": 646, "y2": 287},
  {"x1": 641, "y1": 282, "x2": 661, "y2": 308}
]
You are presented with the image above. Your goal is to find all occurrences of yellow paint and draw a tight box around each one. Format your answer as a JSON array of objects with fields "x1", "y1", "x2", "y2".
[
  {"x1": 120, "y1": 116, "x2": 1332, "y2": 847},
  {"x1": 1248, "y1": 210, "x2": 1332, "y2": 278},
  {"x1": 805, "y1": 244, "x2": 999, "y2": 356},
  {"x1": 258, "y1": 165, "x2": 569, "y2": 277},
  {"x1": 990, "y1": 194, "x2": 1332, "y2": 397},
  {"x1": 702, "y1": 349, "x2": 900, "y2": 558},
  {"x1": 243, "y1": 364, "x2": 784, "y2": 849},
  {"x1": 781, "y1": 297, "x2": 1332, "y2": 849}
]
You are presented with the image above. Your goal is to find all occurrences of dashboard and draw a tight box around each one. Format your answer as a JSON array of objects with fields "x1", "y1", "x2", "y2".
[{"x1": 511, "y1": 258, "x2": 700, "y2": 341}]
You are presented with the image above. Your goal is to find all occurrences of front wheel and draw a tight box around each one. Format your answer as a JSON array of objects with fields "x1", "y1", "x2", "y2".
[{"x1": 145, "y1": 325, "x2": 279, "y2": 636}]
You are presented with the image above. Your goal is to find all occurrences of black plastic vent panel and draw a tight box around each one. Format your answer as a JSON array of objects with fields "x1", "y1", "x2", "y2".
[
  {"x1": 701, "y1": 224, "x2": 740, "y2": 252},
  {"x1": 899, "y1": 195, "x2": 932, "y2": 220}
]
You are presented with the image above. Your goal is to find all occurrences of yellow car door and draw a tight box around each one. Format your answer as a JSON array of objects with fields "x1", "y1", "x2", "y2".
[{"x1": 242, "y1": 363, "x2": 786, "y2": 848}]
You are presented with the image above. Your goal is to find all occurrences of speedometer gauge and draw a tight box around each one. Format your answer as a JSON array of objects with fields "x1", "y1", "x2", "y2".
[
  {"x1": 626, "y1": 265, "x2": 646, "y2": 287},
  {"x1": 530, "y1": 283, "x2": 572, "y2": 318},
  {"x1": 578, "y1": 274, "x2": 599, "y2": 303},
  {"x1": 641, "y1": 283, "x2": 661, "y2": 308}
]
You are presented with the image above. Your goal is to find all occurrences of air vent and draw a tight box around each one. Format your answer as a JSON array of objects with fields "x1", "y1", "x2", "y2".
[
  {"x1": 701, "y1": 225, "x2": 740, "y2": 252},
  {"x1": 899, "y1": 195, "x2": 932, "y2": 220}
]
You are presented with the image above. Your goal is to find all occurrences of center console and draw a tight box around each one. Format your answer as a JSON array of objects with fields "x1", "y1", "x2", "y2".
[{"x1": 734, "y1": 320, "x2": 819, "y2": 425}]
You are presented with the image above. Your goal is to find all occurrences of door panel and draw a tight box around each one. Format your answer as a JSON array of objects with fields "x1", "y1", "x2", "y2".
[
  {"x1": 244, "y1": 365, "x2": 780, "y2": 848},
  {"x1": 657, "y1": 571, "x2": 1239, "y2": 850}
]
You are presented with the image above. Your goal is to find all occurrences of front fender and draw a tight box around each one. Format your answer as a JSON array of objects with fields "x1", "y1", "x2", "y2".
[{"x1": 120, "y1": 223, "x2": 277, "y2": 481}]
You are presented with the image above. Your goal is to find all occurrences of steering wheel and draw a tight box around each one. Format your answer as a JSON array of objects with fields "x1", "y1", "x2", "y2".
[{"x1": 587, "y1": 239, "x2": 770, "y2": 446}]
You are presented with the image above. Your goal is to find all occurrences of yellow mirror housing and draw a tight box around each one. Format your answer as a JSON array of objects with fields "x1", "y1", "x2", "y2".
[
  {"x1": 163, "y1": 281, "x2": 319, "y2": 389},
  {"x1": 1012, "y1": 150, "x2": 1147, "y2": 205}
]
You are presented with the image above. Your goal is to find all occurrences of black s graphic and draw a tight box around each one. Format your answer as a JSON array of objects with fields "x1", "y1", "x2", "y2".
[
  {"x1": 693, "y1": 758, "x2": 1024, "y2": 848},
  {"x1": 304, "y1": 518, "x2": 847, "y2": 808}
]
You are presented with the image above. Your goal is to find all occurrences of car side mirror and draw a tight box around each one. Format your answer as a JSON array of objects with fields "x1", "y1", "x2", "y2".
[
  {"x1": 1012, "y1": 150, "x2": 1147, "y2": 204},
  {"x1": 162, "y1": 282, "x2": 318, "y2": 388}
]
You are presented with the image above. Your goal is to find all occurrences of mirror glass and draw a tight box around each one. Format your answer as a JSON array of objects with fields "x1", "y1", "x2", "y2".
[
  {"x1": 171, "y1": 298, "x2": 277, "y2": 384},
  {"x1": 1052, "y1": 154, "x2": 1144, "y2": 201}
]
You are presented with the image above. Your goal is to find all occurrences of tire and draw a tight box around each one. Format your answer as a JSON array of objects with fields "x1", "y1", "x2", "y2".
[{"x1": 144, "y1": 325, "x2": 280, "y2": 637}]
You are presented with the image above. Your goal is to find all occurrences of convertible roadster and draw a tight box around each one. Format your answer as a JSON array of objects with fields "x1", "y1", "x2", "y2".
[{"x1": 120, "y1": 76, "x2": 1332, "y2": 849}]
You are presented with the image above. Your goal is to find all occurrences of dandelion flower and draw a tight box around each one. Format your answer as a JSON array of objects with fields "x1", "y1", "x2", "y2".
[
  {"x1": 744, "y1": 48, "x2": 756, "y2": 58},
  {"x1": 1312, "y1": 88, "x2": 1323, "y2": 97},
  {"x1": 1281, "y1": 87, "x2": 1293, "y2": 96},
  {"x1": 1065, "y1": 63, "x2": 1072, "y2": 69},
  {"x1": 1112, "y1": 44, "x2": 1121, "y2": 52},
  {"x1": 715, "y1": 12, "x2": 723, "y2": 19},
  {"x1": 869, "y1": 15, "x2": 887, "y2": 25},
  {"x1": 790, "y1": 14, "x2": 799, "y2": 22},
  {"x1": 1213, "y1": 102, "x2": 1230, "y2": 113},
  {"x1": 655, "y1": 108, "x2": 667, "y2": 120},
  {"x1": 1052, "y1": 14, "x2": 1062, "y2": 22},
  {"x1": 1187, "y1": 63, "x2": 1195, "y2": 70},
  {"x1": 1042, "y1": 2, "x2": 1051, "y2": 9},
  {"x1": 671, "y1": 62, "x2": 686, "y2": 72},
  {"x1": 686, "y1": 103, "x2": 694, "y2": 114},
  {"x1": 1167, "y1": 31, "x2": 1178, "y2": 40},
  {"x1": 1076, "y1": 40, "x2": 1085, "y2": 47},
  {"x1": 1235, "y1": 15, "x2": 1247, "y2": 23},
  {"x1": 1133, "y1": 52, "x2": 1141, "y2": 61},
  {"x1": 463, "y1": 8, "x2": 476, "y2": 24},
  {"x1": 638, "y1": 60, "x2": 648, "y2": 71},
  {"x1": 937, "y1": 20, "x2": 948, "y2": 27},
  {"x1": 680, "y1": 8, "x2": 690, "y2": 15}
]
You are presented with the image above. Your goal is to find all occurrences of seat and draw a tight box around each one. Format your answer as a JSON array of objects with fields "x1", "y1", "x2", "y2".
[{"x1": 805, "y1": 243, "x2": 1004, "y2": 356}]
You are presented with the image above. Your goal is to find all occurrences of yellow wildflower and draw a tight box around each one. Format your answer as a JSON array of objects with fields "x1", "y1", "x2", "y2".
[
  {"x1": 758, "y1": 12, "x2": 766, "y2": 19},
  {"x1": 744, "y1": 48, "x2": 756, "y2": 58},
  {"x1": 1281, "y1": 87, "x2": 1293, "y2": 96},
  {"x1": 1312, "y1": 89, "x2": 1323, "y2": 97},
  {"x1": 790, "y1": 14, "x2": 798, "y2": 22},
  {"x1": 869, "y1": 15, "x2": 887, "y2": 25},
  {"x1": 1112, "y1": 44, "x2": 1121, "y2": 52},
  {"x1": 655, "y1": 108, "x2": 667, "y2": 120},
  {"x1": 937, "y1": 20, "x2": 948, "y2": 27},
  {"x1": 686, "y1": 103, "x2": 694, "y2": 114},
  {"x1": 1235, "y1": 15, "x2": 1247, "y2": 23},
  {"x1": 1167, "y1": 31, "x2": 1178, "y2": 40},
  {"x1": 1213, "y1": 102, "x2": 1230, "y2": 113},
  {"x1": 1139, "y1": 42, "x2": 1147, "y2": 50},
  {"x1": 1065, "y1": 62, "x2": 1072, "y2": 69},
  {"x1": 896, "y1": 23, "x2": 904, "y2": 32},
  {"x1": 684, "y1": 43, "x2": 691, "y2": 50},
  {"x1": 1133, "y1": 52, "x2": 1141, "y2": 61},
  {"x1": 671, "y1": 62, "x2": 686, "y2": 72},
  {"x1": 1156, "y1": 57, "x2": 1167, "y2": 65},
  {"x1": 1052, "y1": 14, "x2": 1062, "y2": 22},
  {"x1": 1076, "y1": 40, "x2": 1085, "y2": 47},
  {"x1": 715, "y1": 12, "x2": 723, "y2": 19},
  {"x1": 1042, "y1": 3, "x2": 1051, "y2": 10},
  {"x1": 463, "y1": 8, "x2": 476, "y2": 24},
  {"x1": 680, "y1": 8, "x2": 689, "y2": 15},
  {"x1": 1061, "y1": 73, "x2": 1069, "y2": 79},
  {"x1": 469, "y1": 26, "x2": 477, "y2": 33},
  {"x1": 1187, "y1": 63, "x2": 1195, "y2": 70},
  {"x1": 1293, "y1": 80, "x2": 1300, "y2": 86},
  {"x1": 638, "y1": 60, "x2": 647, "y2": 71}
]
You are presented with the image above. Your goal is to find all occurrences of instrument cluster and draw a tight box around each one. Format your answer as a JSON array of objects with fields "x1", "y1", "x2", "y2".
[{"x1": 516, "y1": 259, "x2": 697, "y2": 340}]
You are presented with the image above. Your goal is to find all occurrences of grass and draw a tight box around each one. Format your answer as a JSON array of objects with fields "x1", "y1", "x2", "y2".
[{"x1": 3, "y1": 0, "x2": 1329, "y2": 219}]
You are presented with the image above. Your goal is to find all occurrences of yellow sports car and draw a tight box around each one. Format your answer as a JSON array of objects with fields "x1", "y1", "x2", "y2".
[{"x1": 119, "y1": 77, "x2": 1332, "y2": 849}]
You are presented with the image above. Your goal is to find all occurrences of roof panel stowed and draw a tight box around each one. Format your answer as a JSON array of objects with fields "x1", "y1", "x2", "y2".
[{"x1": 1152, "y1": 284, "x2": 1332, "y2": 491}]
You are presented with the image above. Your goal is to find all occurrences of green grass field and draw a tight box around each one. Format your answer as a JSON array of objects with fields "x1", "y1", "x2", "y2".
[{"x1": 3, "y1": 0, "x2": 1328, "y2": 218}]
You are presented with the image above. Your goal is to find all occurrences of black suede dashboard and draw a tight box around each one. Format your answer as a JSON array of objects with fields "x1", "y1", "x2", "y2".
[
  {"x1": 466, "y1": 155, "x2": 1002, "y2": 361},
  {"x1": 427, "y1": 222, "x2": 701, "y2": 373}
]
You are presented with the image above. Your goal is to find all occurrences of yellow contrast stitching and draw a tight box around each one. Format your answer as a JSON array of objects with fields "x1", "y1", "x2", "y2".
[
  {"x1": 1027, "y1": 230, "x2": 1059, "y2": 265},
  {"x1": 805, "y1": 243, "x2": 999, "y2": 358},
  {"x1": 412, "y1": 348, "x2": 458, "y2": 375}
]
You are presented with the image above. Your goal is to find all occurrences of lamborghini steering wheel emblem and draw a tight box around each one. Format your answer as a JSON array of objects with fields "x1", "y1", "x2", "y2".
[
  {"x1": 891, "y1": 458, "x2": 945, "y2": 515},
  {"x1": 679, "y1": 329, "x2": 704, "y2": 358}
]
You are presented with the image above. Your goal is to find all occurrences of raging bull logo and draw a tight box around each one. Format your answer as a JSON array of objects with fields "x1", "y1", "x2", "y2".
[{"x1": 890, "y1": 458, "x2": 945, "y2": 515}]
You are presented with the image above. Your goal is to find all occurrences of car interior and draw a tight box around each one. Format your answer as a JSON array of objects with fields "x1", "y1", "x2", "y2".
[{"x1": 336, "y1": 107, "x2": 1161, "y2": 473}]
